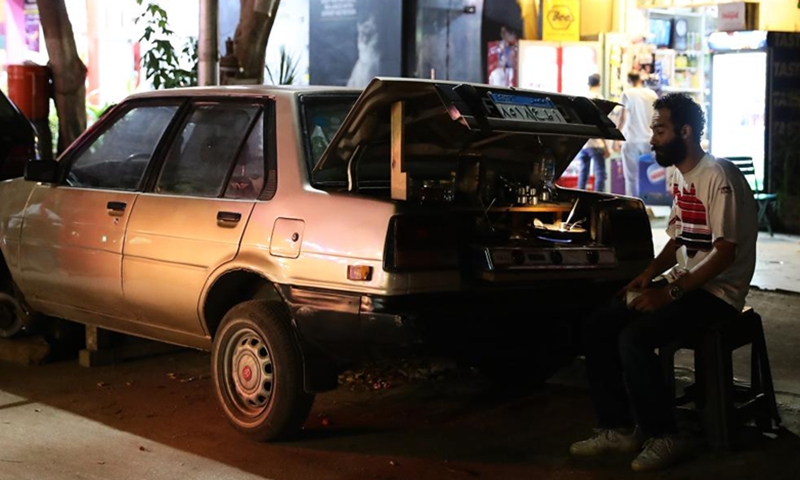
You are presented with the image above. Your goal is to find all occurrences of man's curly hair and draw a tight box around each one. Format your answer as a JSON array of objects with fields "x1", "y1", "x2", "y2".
[{"x1": 653, "y1": 93, "x2": 705, "y2": 143}]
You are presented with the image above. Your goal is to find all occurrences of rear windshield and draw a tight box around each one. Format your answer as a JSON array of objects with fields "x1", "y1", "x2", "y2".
[{"x1": 299, "y1": 93, "x2": 358, "y2": 175}]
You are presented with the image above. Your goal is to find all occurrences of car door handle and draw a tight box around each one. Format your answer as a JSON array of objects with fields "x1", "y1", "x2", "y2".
[
  {"x1": 107, "y1": 201, "x2": 127, "y2": 217},
  {"x1": 217, "y1": 211, "x2": 242, "y2": 227}
]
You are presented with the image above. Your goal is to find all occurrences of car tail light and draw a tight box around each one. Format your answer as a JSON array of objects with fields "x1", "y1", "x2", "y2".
[
  {"x1": 347, "y1": 265, "x2": 373, "y2": 281},
  {"x1": 384, "y1": 215, "x2": 459, "y2": 271}
]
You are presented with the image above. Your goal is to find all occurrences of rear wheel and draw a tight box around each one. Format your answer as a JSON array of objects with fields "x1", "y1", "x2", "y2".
[
  {"x1": 0, "y1": 292, "x2": 25, "y2": 338},
  {"x1": 211, "y1": 300, "x2": 315, "y2": 441},
  {"x1": 0, "y1": 267, "x2": 32, "y2": 338}
]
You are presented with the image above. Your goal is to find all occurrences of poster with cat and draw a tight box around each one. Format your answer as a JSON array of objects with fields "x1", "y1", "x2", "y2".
[{"x1": 309, "y1": 0, "x2": 402, "y2": 87}]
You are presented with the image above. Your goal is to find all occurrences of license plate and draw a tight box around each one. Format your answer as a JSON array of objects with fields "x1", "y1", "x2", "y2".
[{"x1": 489, "y1": 93, "x2": 567, "y2": 124}]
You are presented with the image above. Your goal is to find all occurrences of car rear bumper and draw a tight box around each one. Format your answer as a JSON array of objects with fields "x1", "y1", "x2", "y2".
[{"x1": 279, "y1": 279, "x2": 624, "y2": 361}]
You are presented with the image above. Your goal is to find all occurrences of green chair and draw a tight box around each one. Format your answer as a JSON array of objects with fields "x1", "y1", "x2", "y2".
[{"x1": 728, "y1": 157, "x2": 777, "y2": 237}]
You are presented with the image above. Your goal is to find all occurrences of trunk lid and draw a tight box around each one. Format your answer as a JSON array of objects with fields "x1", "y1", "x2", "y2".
[{"x1": 312, "y1": 78, "x2": 623, "y2": 186}]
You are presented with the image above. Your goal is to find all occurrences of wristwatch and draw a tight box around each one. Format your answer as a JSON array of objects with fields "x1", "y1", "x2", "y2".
[{"x1": 668, "y1": 285, "x2": 684, "y2": 301}]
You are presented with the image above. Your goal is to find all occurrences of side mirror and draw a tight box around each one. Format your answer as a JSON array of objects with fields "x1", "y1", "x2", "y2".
[{"x1": 24, "y1": 159, "x2": 60, "y2": 184}]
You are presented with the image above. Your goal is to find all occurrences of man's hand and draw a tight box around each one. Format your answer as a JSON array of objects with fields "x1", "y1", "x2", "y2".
[
  {"x1": 628, "y1": 286, "x2": 672, "y2": 312},
  {"x1": 616, "y1": 270, "x2": 653, "y2": 299}
]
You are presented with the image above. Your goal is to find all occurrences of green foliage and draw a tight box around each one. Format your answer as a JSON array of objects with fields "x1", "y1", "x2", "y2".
[
  {"x1": 266, "y1": 46, "x2": 300, "y2": 85},
  {"x1": 87, "y1": 102, "x2": 113, "y2": 127},
  {"x1": 43, "y1": 101, "x2": 113, "y2": 157},
  {"x1": 135, "y1": 0, "x2": 198, "y2": 89}
]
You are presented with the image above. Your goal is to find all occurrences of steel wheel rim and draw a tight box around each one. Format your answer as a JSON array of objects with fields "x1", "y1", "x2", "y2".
[{"x1": 223, "y1": 326, "x2": 274, "y2": 418}]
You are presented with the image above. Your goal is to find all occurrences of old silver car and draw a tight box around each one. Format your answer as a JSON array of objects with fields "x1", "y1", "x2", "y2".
[{"x1": 0, "y1": 78, "x2": 653, "y2": 440}]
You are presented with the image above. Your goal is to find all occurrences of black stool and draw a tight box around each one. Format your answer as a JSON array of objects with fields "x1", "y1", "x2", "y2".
[{"x1": 660, "y1": 307, "x2": 781, "y2": 451}]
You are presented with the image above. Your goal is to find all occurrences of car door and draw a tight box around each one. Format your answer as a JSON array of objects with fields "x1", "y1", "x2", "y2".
[
  {"x1": 19, "y1": 102, "x2": 180, "y2": 320},
  {"x1": 122, "y1": 100, "x2": 266, "y2": 335}
]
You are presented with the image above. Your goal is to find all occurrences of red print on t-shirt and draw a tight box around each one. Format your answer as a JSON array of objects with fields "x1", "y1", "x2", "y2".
[{"x1": 670, "y1": 183, "x2": 712, "y2": 258}]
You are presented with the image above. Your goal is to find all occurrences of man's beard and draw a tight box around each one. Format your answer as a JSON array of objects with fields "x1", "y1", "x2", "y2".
[{"x1": 653, "y1": 135, "x2": 687, "y2": 167}]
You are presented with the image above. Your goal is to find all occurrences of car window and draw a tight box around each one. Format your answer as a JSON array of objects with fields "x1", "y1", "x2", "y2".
[
  {"x1": 66, "y1": 105, "x2": 178, "y2": 190},
  {"x1": 156, "y1": 104, "x2": 258, "y2": 197},
  {"x1": 300, "y1": 94, "x2": 357, "y2": 173},
  {"x1": 224, "y1": 113, "x2": 265, "y2": 200}
]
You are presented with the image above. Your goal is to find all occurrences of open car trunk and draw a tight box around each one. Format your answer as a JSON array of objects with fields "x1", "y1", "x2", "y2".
[
  {"x1": 312, "y1": 77, "x2": 623, "y2": 195},
  {"x1": 311, "y1": 78, "x2": 651, "y2": 280}
]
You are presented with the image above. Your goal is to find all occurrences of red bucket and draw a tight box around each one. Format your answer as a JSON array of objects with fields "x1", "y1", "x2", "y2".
[{"x1": 7, "y1": 64, "x2": 52, "y2": 121}]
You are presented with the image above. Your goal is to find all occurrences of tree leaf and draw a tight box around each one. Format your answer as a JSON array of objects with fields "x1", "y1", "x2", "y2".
[{"x1": 136, "y1": 1, "x2": 199, "y2": 89}]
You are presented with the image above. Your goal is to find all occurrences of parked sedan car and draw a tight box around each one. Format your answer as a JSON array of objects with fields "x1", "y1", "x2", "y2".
[
  {"x1": 0, "y1": 78, "x2": 653, "y2": 440},
  {"x1": 0, "y1": 88, "x2": 36, "y2": 181},
  {"x1": 0, "y1": 89, "x2": 37, "y2": 338}
]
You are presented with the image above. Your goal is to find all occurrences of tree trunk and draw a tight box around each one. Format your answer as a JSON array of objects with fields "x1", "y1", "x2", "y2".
[
  {"x1": 38, "y1": 0, "x2": 87, "y2": 154},
  {"x1": 234, "y1": 0, "x2": 280, "y2": 83}
]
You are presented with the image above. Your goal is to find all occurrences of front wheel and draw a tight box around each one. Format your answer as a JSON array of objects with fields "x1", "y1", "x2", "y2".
[{"x1": 211, "y1": 300, "x2": 315, "y2": 441}]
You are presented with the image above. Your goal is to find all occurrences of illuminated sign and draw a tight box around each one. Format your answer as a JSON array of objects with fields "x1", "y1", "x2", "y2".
[{"x1": 542, "y1": 0, "x2": 579, "y2": 42}]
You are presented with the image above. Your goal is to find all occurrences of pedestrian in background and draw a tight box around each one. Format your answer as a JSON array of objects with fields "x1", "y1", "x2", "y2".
[
  {"x1": 569, "y1": 93, "x2": 758, "y2": 471},
  {"x1": 617, "y1": 71, "x2": 658, "y2": 197},
  {"x1": 577, "y1": 73, "x2": 610, "y2": 192}
]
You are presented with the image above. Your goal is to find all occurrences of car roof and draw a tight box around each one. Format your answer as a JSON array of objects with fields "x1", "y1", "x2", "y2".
[{"x1": 125, "y1": 85, "x2": 361, "y2": 102}]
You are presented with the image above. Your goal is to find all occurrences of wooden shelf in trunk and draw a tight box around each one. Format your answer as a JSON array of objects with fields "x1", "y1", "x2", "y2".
[{"x1": 489, "y1": 203, "x2": 573, "y2": 213}]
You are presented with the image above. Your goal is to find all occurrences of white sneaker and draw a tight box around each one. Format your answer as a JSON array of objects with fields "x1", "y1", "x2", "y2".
[
  {"x1": 569, "y1": 428, "x2": 643, "y2": 456},
  {"x1": 631, "y1": 436, "x2": 694, "y2": 471}
]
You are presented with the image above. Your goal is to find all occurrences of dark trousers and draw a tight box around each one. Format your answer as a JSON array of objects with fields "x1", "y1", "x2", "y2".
[
  {"x1": 581, "y1": 289, "x2": 737, "y2": 437},
  {"x1": 577, "y1": 147, "x2": 607, "y2": 191}
]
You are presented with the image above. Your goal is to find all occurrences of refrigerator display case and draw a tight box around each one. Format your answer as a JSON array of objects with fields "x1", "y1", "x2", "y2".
[
  {"x1": 708, "y1": 31, "x2": 800, "y2": 193},
  {"x1": 517, "y1": 40, "x2": 600, "y2": 96}
]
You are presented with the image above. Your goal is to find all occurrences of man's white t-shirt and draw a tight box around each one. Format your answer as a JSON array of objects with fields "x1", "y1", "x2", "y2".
[
  {"x1": 621, "y1": 87, "x2": 658, "y2": 143},
  {"x1": 665, "y1": 154, "x2": 758, "y2": 312}
]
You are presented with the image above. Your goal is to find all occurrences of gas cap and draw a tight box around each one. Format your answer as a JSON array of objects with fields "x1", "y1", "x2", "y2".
[{"x1": 270, "y1": 218, "x2": 305, "y2": 258}]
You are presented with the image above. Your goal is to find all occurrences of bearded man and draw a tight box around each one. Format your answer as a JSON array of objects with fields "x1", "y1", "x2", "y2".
[{"x1": 567, "y1": 93, "x2": 758, "y2": 471}]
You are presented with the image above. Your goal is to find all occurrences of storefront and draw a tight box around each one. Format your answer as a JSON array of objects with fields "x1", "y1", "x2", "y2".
[{"x1": 630, "y1": 0, "x2": 800, "y2": 198}]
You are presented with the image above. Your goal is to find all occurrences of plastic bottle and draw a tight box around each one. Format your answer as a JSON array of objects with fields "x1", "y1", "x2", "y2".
[
  {"x1": 543, "y1": 150, "x2": 556, "y2": 186},
  {"x1": 540, "y1": 149, "x2": 557, "y2": 202},
  {"x1": 310, "y1": 125, "x2": 328, "y2": 157}
]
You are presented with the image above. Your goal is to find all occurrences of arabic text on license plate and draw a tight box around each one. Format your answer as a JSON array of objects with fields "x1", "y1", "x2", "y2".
[{"x1": 495, "y1": 103, "x2": 566, "y2": 123}]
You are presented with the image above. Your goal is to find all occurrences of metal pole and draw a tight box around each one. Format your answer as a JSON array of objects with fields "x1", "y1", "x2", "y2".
[{"x1": 198, "y1": 0, "x2": 219, "y2": 86}]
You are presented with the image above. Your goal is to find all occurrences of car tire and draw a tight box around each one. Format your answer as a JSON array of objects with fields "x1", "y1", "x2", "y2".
[
  {"x1": 0, "y1": 292, "x2": 25, "y2": 338},
  {"x1": 212, "y1": 300, "x2": 315, "y2": 441}
]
